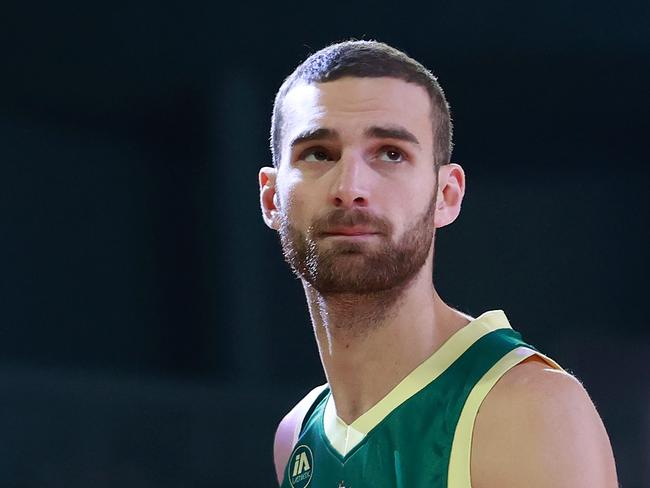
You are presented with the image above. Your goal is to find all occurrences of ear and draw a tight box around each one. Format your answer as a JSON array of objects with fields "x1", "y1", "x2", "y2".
[
  {"x1": 434, "y1": 163, "x2": 466, "y2": 229},
  {"x1": 259, "y1": 166, "x2": 281, "y2": 230}
]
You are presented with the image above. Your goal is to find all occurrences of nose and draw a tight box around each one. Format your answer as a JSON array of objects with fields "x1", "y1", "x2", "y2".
[{"x1": 329, "y1": 152, "x2": 370, "y2": 208}]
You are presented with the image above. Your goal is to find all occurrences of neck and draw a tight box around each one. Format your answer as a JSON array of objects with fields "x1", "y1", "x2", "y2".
[{"x1": 303, "y1": 266, "x2": 471, "y2": 425}]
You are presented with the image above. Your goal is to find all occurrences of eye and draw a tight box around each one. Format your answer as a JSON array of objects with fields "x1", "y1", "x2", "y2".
[
  {"x1": 378, "y1": 147, "x2": 405, "y2": 163},
  {"x1": 301, "y1": 148, "x2": 334, "y2": 162}
]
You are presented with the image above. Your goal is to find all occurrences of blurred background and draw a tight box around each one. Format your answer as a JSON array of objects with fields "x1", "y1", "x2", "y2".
[{"x1": 1, "y1": 0, "x2": 648, "y2": 486}]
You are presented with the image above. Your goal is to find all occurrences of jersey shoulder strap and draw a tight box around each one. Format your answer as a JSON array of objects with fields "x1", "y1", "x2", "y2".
[
  {"x1": 273, "y1": 384, "x2": 328, "y2": 484},
  {"x1": 298, "y1": 384, "x2": 330, "y2": 435}
]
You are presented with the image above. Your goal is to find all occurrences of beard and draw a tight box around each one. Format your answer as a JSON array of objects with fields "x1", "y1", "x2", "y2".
[{"x1": 278, "y1": 197, "x2": 436, "y2": 296}]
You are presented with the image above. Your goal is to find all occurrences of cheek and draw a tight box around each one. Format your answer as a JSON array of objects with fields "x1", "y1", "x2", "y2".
[
  {"x1": 277, "y1": 171, "x2": 301, "y2": 214},
  {"x1": 279, "y1": 185, "x2": 316, "y2": 230},
  {"x1": 280, "y1": 167, "x2": 330, "y2": 217},
  {"x1": 393, "y1": 185, "x2": 436, "y2": 230}
]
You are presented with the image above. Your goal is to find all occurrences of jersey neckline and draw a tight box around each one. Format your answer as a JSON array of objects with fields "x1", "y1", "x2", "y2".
[{"x1": 321, "y1": 309, "x2": 512, "y2": 458}]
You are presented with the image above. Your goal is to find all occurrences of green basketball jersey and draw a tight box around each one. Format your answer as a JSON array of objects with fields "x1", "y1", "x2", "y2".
[{"x1": 280, "y1": 310, "x2": 562, "y2": 488}]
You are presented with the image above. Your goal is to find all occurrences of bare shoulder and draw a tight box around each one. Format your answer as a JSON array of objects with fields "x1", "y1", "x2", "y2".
[
  {"x1": 273, "y1": 384, "x2": 328, "y2": 486},
  {"x1": 471, "y1": 355, "x2": 619, "y2": 488}
]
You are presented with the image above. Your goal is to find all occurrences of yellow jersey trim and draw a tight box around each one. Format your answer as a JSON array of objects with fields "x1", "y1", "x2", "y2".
[
  {"x1": 447, "y1": 347, "x2": 564, "y2": 488},
  {"x1": 323, "y1": 310, "x2": 512, "y2": 456}
]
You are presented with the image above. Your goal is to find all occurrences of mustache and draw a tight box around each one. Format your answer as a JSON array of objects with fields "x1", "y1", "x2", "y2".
[{"x1": 310, "y1": 208, "x2": 392, "y2": 236}]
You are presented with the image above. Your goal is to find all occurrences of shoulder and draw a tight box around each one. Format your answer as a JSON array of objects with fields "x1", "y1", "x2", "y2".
[
  {"x1": 471, "y1": 355, "x2": 619, "y2": 488},
  {"x1": 273, "y1": 384, "x2": 328, "y2": 486}
]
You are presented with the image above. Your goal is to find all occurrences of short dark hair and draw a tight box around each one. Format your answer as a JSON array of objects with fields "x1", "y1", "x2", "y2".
[{"x1": 270, "y1": 40, "x2": 453, "y2": 169}]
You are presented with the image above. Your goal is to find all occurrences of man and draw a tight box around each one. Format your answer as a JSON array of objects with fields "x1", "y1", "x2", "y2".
[{"x1": 258, "y1": 40, "x2": 618, "y2": 487}]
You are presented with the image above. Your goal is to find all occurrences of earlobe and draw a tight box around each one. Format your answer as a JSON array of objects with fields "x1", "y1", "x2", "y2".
[
  {"x1": 259, "y1": 166, "x2": 280, "y2": 230},
  {"x1": 434, "y1": 163, "x2": 466, "y2": 229},
  {"x1": 269, "y1": 195, "x2": 281, "y2": 230}
]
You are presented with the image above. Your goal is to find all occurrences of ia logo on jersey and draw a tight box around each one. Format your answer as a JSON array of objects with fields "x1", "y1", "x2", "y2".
[{"x1": 288, "y1": 445, "x2": 313, "y2": 488}]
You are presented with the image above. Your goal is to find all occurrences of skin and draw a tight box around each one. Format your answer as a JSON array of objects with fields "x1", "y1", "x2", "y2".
[{"x1": 259, "y1": 76, "x2": 618, "y2": 487}]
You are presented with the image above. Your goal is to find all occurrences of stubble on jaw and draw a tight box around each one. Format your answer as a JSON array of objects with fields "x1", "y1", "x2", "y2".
[{"x1": 278, "y1": 196, "x2": 437, "y2": 336}]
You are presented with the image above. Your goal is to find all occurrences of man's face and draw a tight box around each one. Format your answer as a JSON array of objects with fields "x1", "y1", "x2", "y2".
[{"x1": 273, "y1": 77, "x2": 439, "y2": 294}]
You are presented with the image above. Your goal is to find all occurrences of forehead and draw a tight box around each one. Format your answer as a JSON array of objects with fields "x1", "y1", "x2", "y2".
[{"x1": 282, "y1": 77, "x2": 433, "y2": 147}]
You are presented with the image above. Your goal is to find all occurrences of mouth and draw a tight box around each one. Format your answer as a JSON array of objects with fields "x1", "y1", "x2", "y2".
[{"x1": 321, "y1": 227, "x2": 380, "y2": 237}]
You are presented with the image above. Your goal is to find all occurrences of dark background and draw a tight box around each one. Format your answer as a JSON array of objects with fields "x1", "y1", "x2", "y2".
[{"x1": 2, "y1": 0, "x2": 648, "y2": 486}]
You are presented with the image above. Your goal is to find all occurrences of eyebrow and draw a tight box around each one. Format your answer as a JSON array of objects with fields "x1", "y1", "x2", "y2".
[
  {"x1": 364, "y1": 125, "x2": 420, "y2": 146},
  {"x1": 290, "y1": 128, "x2": 339, "y2": 148}
]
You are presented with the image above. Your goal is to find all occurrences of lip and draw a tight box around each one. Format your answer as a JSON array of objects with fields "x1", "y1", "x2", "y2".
[{"x1": 321, "y1": 227, "x2": 380, "y2": 237}]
